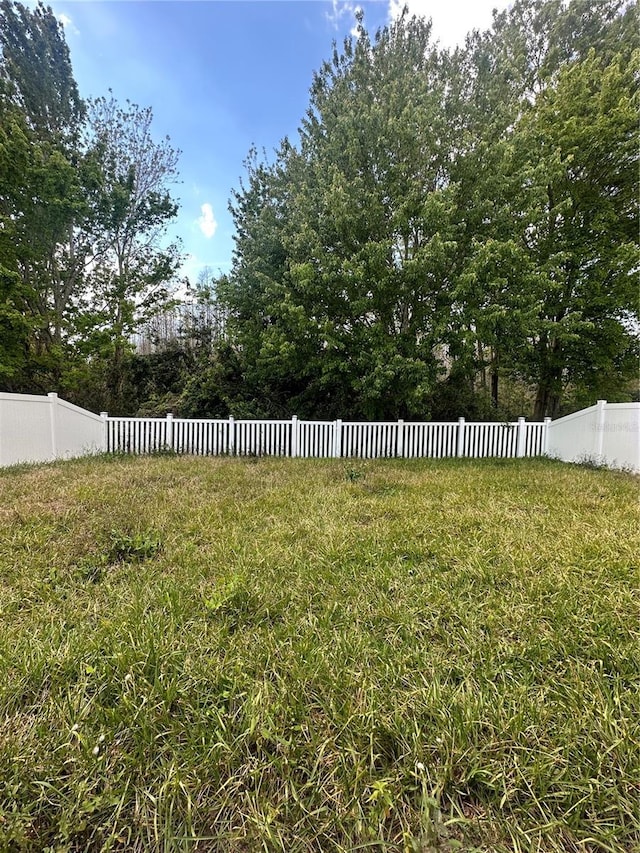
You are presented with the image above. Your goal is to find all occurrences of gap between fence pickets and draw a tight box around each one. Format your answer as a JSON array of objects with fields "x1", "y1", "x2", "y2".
[{"x1": 101, "y1": 413, "x2": 550, "y2": 459}]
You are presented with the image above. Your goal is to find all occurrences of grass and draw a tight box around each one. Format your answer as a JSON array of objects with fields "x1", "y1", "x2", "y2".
[{"x1": 0, "y1": 455, "x2": 638, "y2": 852}]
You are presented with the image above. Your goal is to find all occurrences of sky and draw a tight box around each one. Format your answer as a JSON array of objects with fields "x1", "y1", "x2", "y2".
[{"x1": 45, "y1": 0, "x2": 513, "y2": 285}]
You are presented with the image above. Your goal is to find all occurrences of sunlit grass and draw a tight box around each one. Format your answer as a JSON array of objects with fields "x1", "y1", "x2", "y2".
[{"x1": 0, "y1": 455, "x2": 638, "y2": 851}]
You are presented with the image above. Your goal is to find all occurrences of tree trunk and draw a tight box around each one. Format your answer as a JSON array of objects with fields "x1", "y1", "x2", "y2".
[
  {"x1": 533, "y1": 384, "x2": 550, "y2": 420},
  {"x1": 534, "y1": 372, "x2": 563, "y2": 419},
  {"x1": 490, "y1": 346, "x2": 499, "y2": 409},
  {"x1": 477, "y1": 339, "x2": 486, "y2": 389},
  {"x1": 534, "y1": 335, "x2": 564, "y2": 419}
]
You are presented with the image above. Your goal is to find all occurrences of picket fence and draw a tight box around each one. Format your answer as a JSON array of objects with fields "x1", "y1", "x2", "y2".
[{"x1": 104, "y1": 414, "x2": 549, "y2": 460}]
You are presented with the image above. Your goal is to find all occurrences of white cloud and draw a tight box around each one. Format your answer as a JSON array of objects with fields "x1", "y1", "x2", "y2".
[
  {"x1": 326, "y1": 1, "x2": 363, "y2": 38},
  {"x1": 57, "y1": 12, "x2": 80, "y2": 36},
  {"x1": 388, "y1": 0, "x2": 511, "y2": 49},
  {"x1": 327, "y1": 0, "x2": 357, "y2": 30},
  {"x1": 198, "y1": 203, "x2": 218, "y2": 240}
]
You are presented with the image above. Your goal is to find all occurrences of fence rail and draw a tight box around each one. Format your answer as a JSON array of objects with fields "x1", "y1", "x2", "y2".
[{"x1": 104, "y1": 414, "x2": 549, "y2": 460}]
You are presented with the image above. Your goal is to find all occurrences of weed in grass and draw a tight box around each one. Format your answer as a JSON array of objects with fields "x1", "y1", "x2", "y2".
[
  {"x1": 150, "y1": 444, "x2": 178, "y2": 458},
  {"x1": 344, "y1": 462, "x2": 366, "y2": 482},
  {"x1": 72, "y1": 530, "x2": 162, "y2": 583},
  {"x1": 204, "y1": 577, "x2": 254, "y2": 627},
  {"x1": 107, "y1": 529, "x2": 162, "y2": 564},
  {"x1": 575, "y1": 452, "x2": 609, "y2": 470}
]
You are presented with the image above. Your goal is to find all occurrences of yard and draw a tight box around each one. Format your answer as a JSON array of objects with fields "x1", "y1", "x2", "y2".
[{"x1": 0, "y1": 456, "x2": 638, "y2": 852}]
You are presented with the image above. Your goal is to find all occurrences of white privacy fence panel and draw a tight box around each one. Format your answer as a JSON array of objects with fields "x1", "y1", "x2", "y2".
[
  {"x1": 54, "y1": 397, "x2": 105, "y2": 459},
  {"x1": 0, "y1": 393, "x2": 52, "y2": 466},
  {"x1": 547, "y1": 401, "x2": 640, "y2": 472},
  {"x1": 546, "y1": 404, "x2": 599, "y2": 463},
  {"x1": 599, "y1": 404, "x2": 640, "y2": 471},
  {"x1": 0, "y1": 392, "x2": 104, "y2": 466}
]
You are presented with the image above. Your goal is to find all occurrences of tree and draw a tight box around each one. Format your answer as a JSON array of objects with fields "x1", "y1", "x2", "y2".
[
  {"x1": 0, "y1": 0, "x2": 83, "y2": 138},
  {"x1": 75, "y1": 95, "x2": 182, "y2": 412},
  {"x1": 0, "y1": 4, "x2": 182, "y2": 411},
  {"x1": 515, "y1": 47, "x2": 639, "y2": 416},
  {"x1": 221, "y1": 14, "x2": 461, "y2": 419},
  {"x1": 451, "y1": 0, "x2": 639, "y2": 416},
  {"x1": 218, "y1": 2, "x2": 637, "y2": 420},
  {"x1": 0, "y1": 0, "x2": 87, "y2": 391}
]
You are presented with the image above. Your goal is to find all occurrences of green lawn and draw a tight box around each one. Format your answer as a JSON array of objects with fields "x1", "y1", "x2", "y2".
[{"x1": 0, "y1": 455, "x2": 638, "y2": 852}]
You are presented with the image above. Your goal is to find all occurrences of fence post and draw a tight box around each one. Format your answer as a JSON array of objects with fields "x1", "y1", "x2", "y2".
[
  {"x1": 291, "y1": 415, "x2": 298, "y2": 458},
  {"x1": 456, "y1": 417, "x2": 465, "y2": 457},
  {"x1": 397, "y1": 419, "x2": 404, "y2": 458},
  {"x1": 595, "y1": 399, "x2": 607, "y2": 458},
  {"x1": 100, "y1": 411, "x2": 108, "y2": 453},
  {"x1": 228, "y1": 416, "x2": 235, "y2": 456},
  {"x1": 333, "y1": 419, "x2": 342, "y2": 458},
  {"x1": 48, "y1": 392, "x2": 59, "y2": 460},
  {"x1": 166, "y1": 412, "x2": 174, "y2": 451},
  {"x1": 543, "y1": 416, "x2": 552, "y2": 455},
  {"x1": 516, "y1": 417, "x2": 526, "y2": 458}
]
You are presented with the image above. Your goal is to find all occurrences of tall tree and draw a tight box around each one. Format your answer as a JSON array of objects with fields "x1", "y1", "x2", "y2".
[
  {"x1": 0, "y1": 0, "x2": 87, "y2": 390},
  {"x1": 0, "y1": 0, "x2": 83, "y2": 138},
  {"x1": 70, "y1": 95, "x2": 182, "y2": 412},
  {"x1": 221, "y1": 13, "x2": 460, "y2": 419},
  {"x1": 515, "y1": 46, "x2": 639, "y2": 416},
  {"x1": 451, "y1": 0, "x2": 639, "y2": 416},
  {"x1": 192, "y1": 0, "x2": 638, "y2": 420},
  {"x1": 217, "y1": 144, "x2": 302, "y2": 416}
]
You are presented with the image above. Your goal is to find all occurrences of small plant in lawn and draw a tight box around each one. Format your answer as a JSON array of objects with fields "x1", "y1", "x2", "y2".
[
  {"x1": 344, "y1": 462, "x2": 366, "y2": 482},
  {"x1": 575, "y1": 452, "x2": 609, "y2": 470},
  {"x1": 150, "y1": 444, "x2": 177, "y2": 458},
  {"x1": 107, "y1": 529, "x2": 162, "y2": 563}
]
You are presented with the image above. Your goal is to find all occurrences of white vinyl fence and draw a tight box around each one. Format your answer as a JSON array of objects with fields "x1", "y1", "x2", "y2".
[
  {"x1": 104, "y1": 414, "x2": 549, "y2": 460},
  {"x1": 547, "y1": 400, "x2": 640, "y2": 472},
  {"x1": 3, "y1": 393, "x2": 636, "y2": 470},
  {"x1": 0, "y1": 392, "x2": 105, "y2": 466}
]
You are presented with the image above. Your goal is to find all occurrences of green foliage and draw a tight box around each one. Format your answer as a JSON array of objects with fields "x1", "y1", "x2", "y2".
[
  {"x1": 220, "y1": 16, "x2": 458, "y2": 420},
  {"x1": 0, "y1": 2, "x2": 86, "y2": 391},
  {"x1": 449, "y1": 0, "x2": 639, "y2": 416},
  {"x1": 217, "y1": 0, "x2": 639, "y2": 420},
  {"x1": 0, "y1": 0, "x2": 84, "y2": 138},
  {"x1": 1, "y1": 0, "x2": 638, "y2": 418},
  {"x1": 106, "y1": 529, "x2": 162, "y2": 564},
  {"x1": 0, "y1": 2, "x2": 181, "y2": 411},
  {"x1": 343, "y1": 462, "x2": 365, "y2": 482}
]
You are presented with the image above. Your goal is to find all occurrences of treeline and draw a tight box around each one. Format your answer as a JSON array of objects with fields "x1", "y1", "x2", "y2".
[
  {"x1": 1, "y1": 0, "x2": 638, "y2": 420},
  {"x1": 0, "y1": 0, "x2": 181, "y2": 414}
]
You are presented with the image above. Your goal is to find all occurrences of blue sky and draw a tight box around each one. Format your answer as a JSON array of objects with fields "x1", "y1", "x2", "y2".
[{"x1": 48, "y1": 0, "x2": 510, "y2": 285}]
